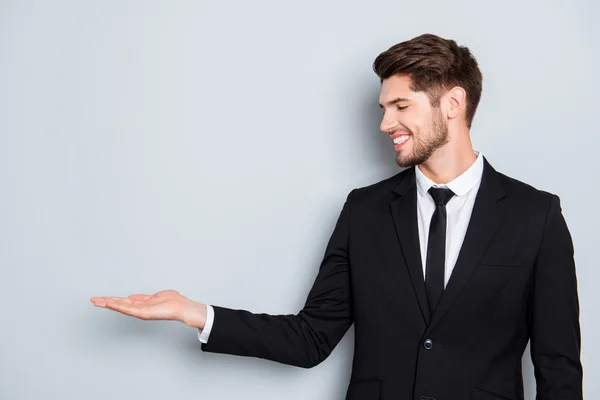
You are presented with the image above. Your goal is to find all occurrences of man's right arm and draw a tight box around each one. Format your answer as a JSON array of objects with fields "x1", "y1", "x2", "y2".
[{"x1": 196, "y1": 190, "x2": 356, "y2": 368}]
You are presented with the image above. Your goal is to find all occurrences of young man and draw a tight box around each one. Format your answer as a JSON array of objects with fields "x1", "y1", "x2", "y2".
[{"x1": 91, "y1": 34, "x2": 583, "y2": 400}]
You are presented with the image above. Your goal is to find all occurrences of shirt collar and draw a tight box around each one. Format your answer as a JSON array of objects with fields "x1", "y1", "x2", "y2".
[{"x1": 415, "y1": 150, "x2": 484, "y2": 197}]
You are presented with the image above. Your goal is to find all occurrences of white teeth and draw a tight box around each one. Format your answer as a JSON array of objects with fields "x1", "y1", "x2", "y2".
[{"x1": 393, "y1": 135, "x2": 410, "y2": 144}]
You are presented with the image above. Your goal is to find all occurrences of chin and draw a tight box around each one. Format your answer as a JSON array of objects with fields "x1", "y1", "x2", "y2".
[
  {"x1": 396, "y1": 156, "x2": 416, "y2": 168},
  {"x1": 395, "y1": 151, "x2": 415, "y2": 168}
]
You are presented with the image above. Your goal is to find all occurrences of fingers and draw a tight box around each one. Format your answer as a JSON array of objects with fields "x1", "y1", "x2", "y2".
[
  {"x1": 90, "y1": 294, "x2": 155, "y2": 311},
  {"x1": 90, "y1": 297, "x2": 134, "y2": 310},
  {"x1": 90, "y1": 294, "x2": 151, "y2": 303},
  {"x1": 91, "y1": 296, "x2": 132, "y2": 303},
  {"x1": 104, "y1": 300, "x2": 146, "y2": 319},
  {"x1": 91, "y1": 299, "x2": 108, "y2": 308},
  {"x1": 90, "y1": 297, "x2": 149, "y2": 319}
]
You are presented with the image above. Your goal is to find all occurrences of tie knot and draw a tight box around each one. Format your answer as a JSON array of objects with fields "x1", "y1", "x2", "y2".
[{"x1": 428, "y1": 187, "x2": 455, "y2": 206}]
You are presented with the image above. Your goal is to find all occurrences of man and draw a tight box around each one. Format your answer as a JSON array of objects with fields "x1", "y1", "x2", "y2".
[{"x1": 91, "y1": 34, "x2": 583, "y2": 399}]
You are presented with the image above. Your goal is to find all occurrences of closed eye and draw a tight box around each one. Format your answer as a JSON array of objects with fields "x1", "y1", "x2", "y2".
[{"x1": 380, "y1": 105, "x2": 409, "y2": 115}]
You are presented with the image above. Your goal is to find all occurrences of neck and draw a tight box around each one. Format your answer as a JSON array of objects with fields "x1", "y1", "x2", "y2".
[{"x1": 417, "y1": 133, "x2": 476, "y2": 185}]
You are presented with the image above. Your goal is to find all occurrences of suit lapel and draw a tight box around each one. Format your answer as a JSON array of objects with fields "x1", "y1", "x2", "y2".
[
  {"x1": 425, "y1": 157, "x2": 506, "y2": 334},
  {"x1": 389, "y1": 167, "x2": 431, "y2": 325}
]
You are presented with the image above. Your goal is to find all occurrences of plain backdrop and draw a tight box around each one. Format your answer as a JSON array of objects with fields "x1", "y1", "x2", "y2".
[{"x1": 1, "y1": 1, "x2": 598, "y2": 399}]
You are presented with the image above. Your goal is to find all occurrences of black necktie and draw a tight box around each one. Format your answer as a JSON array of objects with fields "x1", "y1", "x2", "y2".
[{"x1": 425, "y1": 187, "x2": 455, "y2": 316}]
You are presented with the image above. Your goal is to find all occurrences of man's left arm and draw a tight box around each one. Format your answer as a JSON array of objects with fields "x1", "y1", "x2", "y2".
[{"x1": 529, "y1": 194, "x2": 583, "y2": 399}]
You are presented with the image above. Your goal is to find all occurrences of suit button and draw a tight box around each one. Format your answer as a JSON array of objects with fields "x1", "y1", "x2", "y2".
[{"x1": 423, "y1": 339, "x2": 433, "y2": 350}]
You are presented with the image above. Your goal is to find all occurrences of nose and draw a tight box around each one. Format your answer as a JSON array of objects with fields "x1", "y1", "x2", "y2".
[
  {"x1": 380, "y1": 114, "x2": 398, "y2": 134},
  {"x1": 379, "y1": 118, "x2": 398, "y2": 133}
]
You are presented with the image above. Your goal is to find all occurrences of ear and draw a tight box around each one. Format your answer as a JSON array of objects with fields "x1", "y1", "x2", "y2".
[{"x1": 444, "y1": 86, "x2": 467, "y2": 121}]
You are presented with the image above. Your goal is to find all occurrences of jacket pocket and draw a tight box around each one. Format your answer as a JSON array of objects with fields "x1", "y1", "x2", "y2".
[
  {"x1": 471, "y1": 387, "x2": 515, "y2": 400},
  {"x1": 346, "y1": 378, "x2": 382, "y2": 400}
]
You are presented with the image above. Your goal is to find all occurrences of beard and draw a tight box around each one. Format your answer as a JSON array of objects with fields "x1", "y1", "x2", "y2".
[{"x1": 395, "y1": 108, "x2": 449, "y2": 168}]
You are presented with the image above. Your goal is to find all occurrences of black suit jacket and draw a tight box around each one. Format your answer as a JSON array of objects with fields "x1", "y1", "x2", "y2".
[{"x1": 201, "y1": 157, "x2": 583, "y2": 400}]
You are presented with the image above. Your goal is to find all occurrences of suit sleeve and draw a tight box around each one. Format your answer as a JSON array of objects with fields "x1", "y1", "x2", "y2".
[
  {"x1": 200, "y1": 190, "x2": 355, "y2": 368},
  {"x1": 529, "y1": 194, "x2": 583, "y2": 399}
]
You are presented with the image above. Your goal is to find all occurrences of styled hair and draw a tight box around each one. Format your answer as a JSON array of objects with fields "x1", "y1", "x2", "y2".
[{"x1": 373, "y1": 33, "x2": 483, "y2": 128}]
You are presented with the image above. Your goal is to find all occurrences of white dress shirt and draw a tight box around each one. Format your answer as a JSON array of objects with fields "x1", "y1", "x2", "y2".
[
  {"x1": 198, "y1": 150, "x2": 484, "y2": 344},
  {"x1": 416, "y1": 150, "x2": 484, "y2": 287},
  {"x1": 198, "y1": 303, "x2": 213, "y2": 343}
]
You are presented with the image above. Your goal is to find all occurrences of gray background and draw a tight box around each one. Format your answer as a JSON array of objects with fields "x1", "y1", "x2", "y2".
[{"x1": 1, "y1": 0, "x2": 598, "y2": 399}]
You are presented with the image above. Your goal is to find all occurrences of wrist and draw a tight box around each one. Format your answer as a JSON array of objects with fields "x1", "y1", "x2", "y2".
[{"x1": 181, "y1": 299, "x2": 207, "y2": 329}]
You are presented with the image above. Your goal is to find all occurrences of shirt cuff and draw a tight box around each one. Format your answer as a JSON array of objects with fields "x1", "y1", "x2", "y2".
[{"x1": 197, "y1": 304, "x2": 214, "y2": 344}]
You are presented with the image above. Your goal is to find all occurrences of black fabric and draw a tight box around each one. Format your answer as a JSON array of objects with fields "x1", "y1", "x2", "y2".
[
  {"x1": 200, "y1": 157, "x2": 583, "y2": 400},
  {"x1": 425, "y1": 187, "x2": 455, "y2": 316}
]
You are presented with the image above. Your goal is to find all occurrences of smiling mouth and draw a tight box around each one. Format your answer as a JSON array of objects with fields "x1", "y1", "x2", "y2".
[
  {"x1": 393, "y1": 135, "x2": 410, "y2": 145},
  {"x1": 392, "y1": 134, "x2": 411, "y2": 149}
]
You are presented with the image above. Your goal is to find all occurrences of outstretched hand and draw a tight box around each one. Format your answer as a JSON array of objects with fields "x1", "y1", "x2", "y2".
[{"x1": 90, "y1": 290, "x2": 207, "y2": 329}]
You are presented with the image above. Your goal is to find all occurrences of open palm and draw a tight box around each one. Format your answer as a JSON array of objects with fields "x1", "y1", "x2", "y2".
[{"x1": 90, "y1": 289, "x2": 186, "y2": 321}]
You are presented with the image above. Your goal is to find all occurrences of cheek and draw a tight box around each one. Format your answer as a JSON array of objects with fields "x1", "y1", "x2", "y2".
[
  {"x1": 402, "y1": 110, "x2": 427, "y2": 133},
  {"x1": 410, "y1": 112, "x2": 436, "y2": 137}
]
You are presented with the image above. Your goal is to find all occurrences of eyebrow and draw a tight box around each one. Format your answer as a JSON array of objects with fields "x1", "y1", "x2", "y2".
[{"x1": 378, "y1": 97, "x2": 411, "y2": 108}]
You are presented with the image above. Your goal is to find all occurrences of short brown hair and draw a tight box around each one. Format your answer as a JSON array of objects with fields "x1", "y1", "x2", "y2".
[{"x1": 373, "y1": 33, "x2": 483, "y2": 128}]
